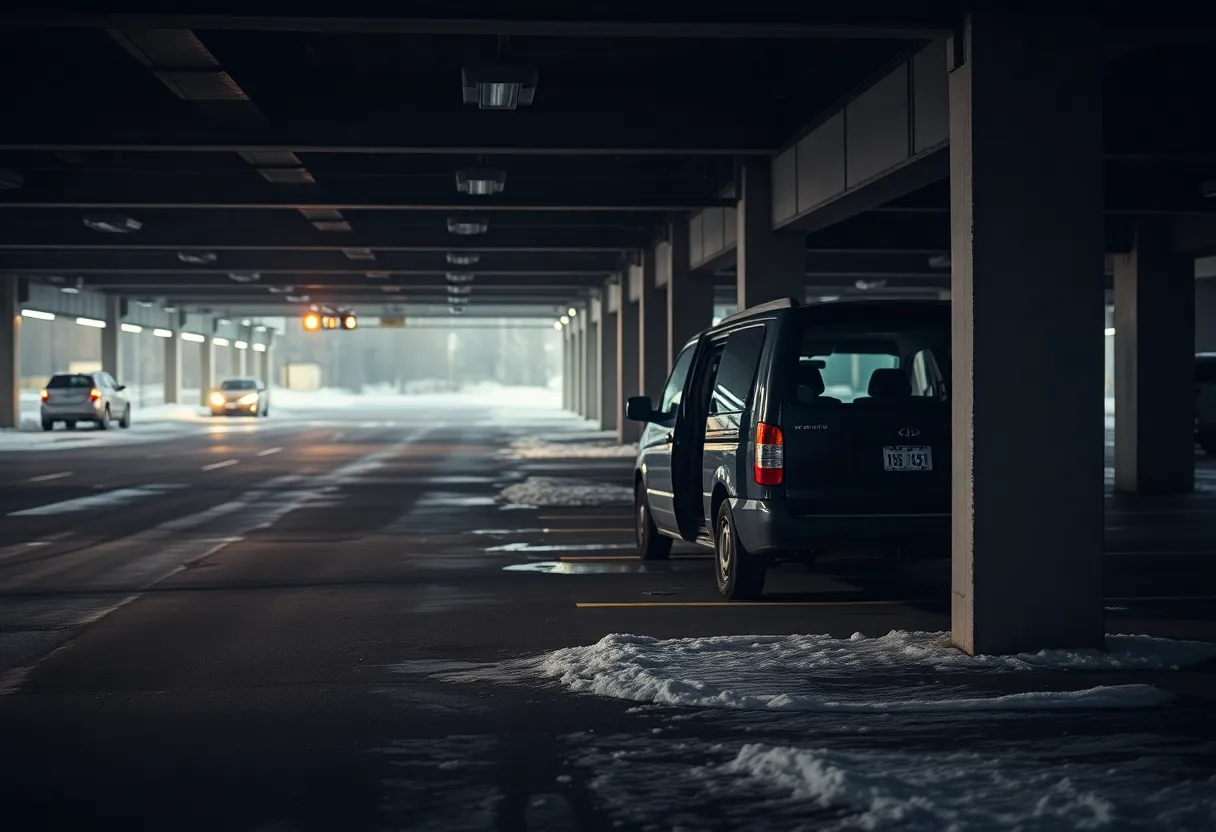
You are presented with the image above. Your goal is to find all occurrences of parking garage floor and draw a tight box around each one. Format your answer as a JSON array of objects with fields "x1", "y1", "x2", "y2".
[{"x1": 1, "y1": 398, "x2": 1215, "y2": 830}]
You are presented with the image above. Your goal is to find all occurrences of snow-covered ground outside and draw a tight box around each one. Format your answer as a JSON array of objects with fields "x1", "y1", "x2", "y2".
[
  {"x1": 499, "y1": 476, "x2": 634, "y2": 507},
  {"x1": 503, "y1": 433, "x2": 637, "y2": 459},
  {"x1": 526, "y1": 631, "x2": 1216, "y2": 713}
]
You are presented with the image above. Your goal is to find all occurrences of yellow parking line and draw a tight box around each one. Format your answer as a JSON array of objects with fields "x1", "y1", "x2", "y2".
[
  {"x1": 575, "y1": 599, "x2": 938, "y2": 608},
  {"x1": 538, "y1": 515, "x2": 632, "y2": 521},
  {"x1": 558, "y1": 554, "x2": 713, "y2": 562}
]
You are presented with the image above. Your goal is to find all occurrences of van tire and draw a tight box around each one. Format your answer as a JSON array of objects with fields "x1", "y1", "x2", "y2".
[
  {"x1": 636, "y1": 483, "x2": 672, "y2": 561},
  {"x1": 715, "y1": 502, "x2": 765, "y2": 599}
]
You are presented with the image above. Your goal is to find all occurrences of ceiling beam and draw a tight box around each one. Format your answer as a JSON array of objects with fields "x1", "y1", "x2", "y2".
[
  {"x1": 0, "y1": 225, "x2": 652, "y2": 251},
  {"x1": 0, "y1": 13, "x2": 952, "y2": 40}
]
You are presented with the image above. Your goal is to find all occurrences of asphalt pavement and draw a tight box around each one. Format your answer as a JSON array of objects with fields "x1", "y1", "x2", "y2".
[{"x1": 1, "y1": 400, "x2": 1215, "y2": 831}]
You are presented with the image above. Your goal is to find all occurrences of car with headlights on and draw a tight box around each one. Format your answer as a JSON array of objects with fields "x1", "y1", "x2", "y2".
[
  {"x1": 40, "y1": 371, "x2": 131, "y2": 431},
  {"x1": 209, "y1": 378, "x2": 270, "y2": 417}
]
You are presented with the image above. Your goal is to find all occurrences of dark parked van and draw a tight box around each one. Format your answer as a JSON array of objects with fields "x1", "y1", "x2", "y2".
[{"x1": 626, "y1": 298, "x2": 951, "y2": 599}]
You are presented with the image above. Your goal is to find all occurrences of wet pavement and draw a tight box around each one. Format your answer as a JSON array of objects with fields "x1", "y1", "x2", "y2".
[{"x1": 0, "y1": 400, "x2": 1214, "y2": 830}]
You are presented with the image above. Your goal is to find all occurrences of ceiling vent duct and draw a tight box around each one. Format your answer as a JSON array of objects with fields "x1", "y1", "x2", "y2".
[
  {"x1": 177, "y1": 251, "x2": 217, "y2": 264},
  {"x1": 446, "y1": 252, "x2": 480, "y2": 266},
  {"x1": 461, "y1": 66, "x2": 537, "y2": 110},
  {"x1": 228, "y1": 272, "x2": 261, "y2": 283},
  {"x1": 312, "y1": 220, "x2": 352, "y2": 232},
  {"x1": 446, "y1": 272, "x2": 475, "y2": 283},
  {"x1": 83, "y1": 214, "x2": 141, "y2": 233},
  {"x1": 447, "y1": 216, "x2": 488, "y2": 235},
  {"x1": 258, "y1": 168, "x2": 316, "y2": 184},
  {"x1": 0, "y1": 168, "x2": 24, "y2": 190},
  {"x1": 456, "y1": 168, "x2": 507, "y2": 195},
  {"x1": 300, "y1": 207, "x2": 343, "y2": 221}
]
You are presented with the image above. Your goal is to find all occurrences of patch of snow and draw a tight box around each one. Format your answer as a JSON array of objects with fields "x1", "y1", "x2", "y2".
[
  {"x1": 506, "y1": 436, "x2": 637, "y2": 459},
  {"x1": 532, "y1": 631, "x2": 1216, "y2": 713},
  {"x1": 500, "y1": 476, "x2": 633, "y2": 507},
  {"x1": 579, "y1": 735, "x2": 1216, "y2": 832}
]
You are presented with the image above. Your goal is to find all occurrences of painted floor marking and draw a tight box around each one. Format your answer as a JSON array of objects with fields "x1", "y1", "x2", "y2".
[
  {"x1": 201, "y1": 459, "x2": 240, "y2": 471},
  {"x1": 29, "y1": 472, "x2": 74, "y2": 482}
]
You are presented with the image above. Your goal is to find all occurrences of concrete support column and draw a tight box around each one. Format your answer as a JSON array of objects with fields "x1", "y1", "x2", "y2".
[
  {"x1": 666, "y1": 221, "x2": 713, "y2": 366},
  {"x1": 163, "y1": 329, "x2": 181, "y2": 405},
  {"x1": 600, "y1": 286, "x2": 619, "y2": 433},
  {"x1": 258, "y1": 344, "x2": 273, "y2": 386},
  {"x1": 0, "y1": 275, "x2": 19, "y2": 429},
  {"x1": 949, "y1": 11, "x2": 1105, "y2": 654},
  {"x1": 1114, "y1": 220, "x2": 1195, "y2": 494},
  {"x1": 101, "y1": 295, "x2": 122, "y2": 379},
  {"x1": 236, "y1": 345, "x2": 249, "y2": 377},
  {"x1": 571, "y1": 317, "x2": 584, "y2": 416},
  {"x1": 639, "y1": 246, "x2": 669, "y2": 401},
  {"x1": 585, "y1": 307, "x2": 600, "y2": 423},
  {"x1": 561, "y1": 329, "x2": 571, "y2": 410},
  {"x1": 1196, "y1": 277, "x2": 1216, "y2": 353},
  {"x1": 736, "y1": 162, "x2": 806, "y2": 309},
  {"x1": 198, "y1": 332, "x2": 215, "y2": 408},
  {"x1": 618, "y1": 267, "x2": 642, "y2": 443}
]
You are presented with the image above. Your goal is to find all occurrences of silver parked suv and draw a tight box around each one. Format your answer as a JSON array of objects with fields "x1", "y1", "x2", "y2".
[{"x1": 40, "y1": 371, "x2": 131, "y2": 431}]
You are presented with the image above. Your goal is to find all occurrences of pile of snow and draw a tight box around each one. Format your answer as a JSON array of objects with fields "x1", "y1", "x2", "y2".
[
  {"x1": 499, "y1": 476, "x2": 633, "y2": 507},
  {"x1": 505, "y1": 436, "x2": 637, "y2": 459},
  {"x1": 533, "y1": 631, "x2": 1216, "y2": 712},
  {"x1": 578, "y1": 736, "x2": 1216, "y2": 832}
]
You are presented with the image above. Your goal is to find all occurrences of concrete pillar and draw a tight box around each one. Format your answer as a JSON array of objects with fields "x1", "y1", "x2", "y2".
[
  {"x1": 569, "y1": 316, "x2": 583, "y2": 416},
  {"x1": 1114, "y1": 220, "x2": 1195, "y2": 494},
  {"x1": 639, "y1": 246, "x2": 669, "y2": 401},
  {"x1": 236, "y1": 345, "x2": 249, "y2": 377},
  {"x1": 198, "y1": 334, "x2": 215, "y2": 408},
  {"x1": 600, "y1": 286, "x2": 619, "y2": 433},
  {"x1": 948, "y1": 11, "x2": 1105, "y2": 654},
  {"x1": 586, "y1": 305, "x2": 600, "y2": 423},
  {"x1": 618, "y1": 267, "x2": 642, "y2": 443},
  {"x1": 561, "y1": 329, "x2": 571, "y2": 410},
  {"x1": 101, "y1": 295, "x2": 122, "y2": 378},
  {"x1": 0, "y1": 275, "x2": 19, "y2": 429},
  {"x1": 1197, "y1": 277, "x2": 1216, "y2": 353},
  {"x1": 258, "y1": 344, "x2": 273, "y2": 385},
  {"x1": 163, "y1": 329, "x2": 181, "y2": 405},
  {"x1": 736, "y1": 161, "x2": 806, "y2": 309},
  {"x1": 666, "y1": 221, "x2": 713, "y2": 366}
]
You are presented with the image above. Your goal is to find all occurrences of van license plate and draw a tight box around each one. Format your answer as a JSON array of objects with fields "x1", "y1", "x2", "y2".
[{"x1": 883, "y1": 446, "x2": 932, "y2": 471}]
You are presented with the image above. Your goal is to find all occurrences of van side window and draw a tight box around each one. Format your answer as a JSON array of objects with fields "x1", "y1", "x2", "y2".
[
  {"x1": 910, "y1": 349, "x2": 947, "y2": 400},
  {"x1": 659, "y1": 344, "x2": 697, "y2": 415},
  {"x1": 709, "y1": 327, "x2": 766, "y2": 415}
]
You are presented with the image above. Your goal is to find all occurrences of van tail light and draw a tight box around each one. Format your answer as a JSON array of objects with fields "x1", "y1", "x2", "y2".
[
  {"x1": 754, "y1": 422, "x2": 784, "y2": 486},
  {"x1": 89, "y1": 388, "x2": 101, "y2": 402},
  {"x1": 40, "y1": 389, "x2": 49, "y2": 401}
]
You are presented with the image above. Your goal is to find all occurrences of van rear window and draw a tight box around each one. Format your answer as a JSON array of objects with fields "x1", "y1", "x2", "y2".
[{"x1": 46, "y1": 374, "x2": 94, "y2": 389}]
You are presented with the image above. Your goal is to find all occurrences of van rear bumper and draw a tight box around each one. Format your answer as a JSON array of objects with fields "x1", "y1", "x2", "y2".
[{"x1": 730, "y1": 498, "x2": 949, "y2": 554}]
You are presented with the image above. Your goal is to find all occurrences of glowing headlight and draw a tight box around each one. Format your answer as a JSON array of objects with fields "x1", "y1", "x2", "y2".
[
  {"x1": 209, "y1": 392, "x2": 226, "y2": 406},
  {"x1": 237, "y1": 393, "x2": 260, "y2": 405}
]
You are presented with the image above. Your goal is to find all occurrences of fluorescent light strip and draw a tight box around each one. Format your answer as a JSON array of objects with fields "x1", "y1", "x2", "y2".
[
  {"x1": 252, "y1": 343, "x2": 267, "y2": 352},
  {"x1": 181, "y1": 332, "x2": 206, "y2": 343},
  {"x1": 234, "y1": 340, "x2": 248, "y2": 349},
  {"x1": 153, "y1": 328, "x2": 173, "y2": 338},
  {"x1": 212, "y1": 337, "x2": 230, "y2": 346},
  {"x1": 1104, "y1": 327, "x2": 1115, "y2": 336},
  {"x1": 21, "y1": 309, "x2": 55, "y2": 321},
  {"x1": 76, "y1": 317, "x2": 106, "y2": 328},
  {"x1": 120, "y1": 323, "x2": 143, "y2": 333}
]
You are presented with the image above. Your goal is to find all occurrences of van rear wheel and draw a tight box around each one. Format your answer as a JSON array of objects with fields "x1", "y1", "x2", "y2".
[
  {"x1": 715, "y1": 502, "x2": 766, "y2": 599},
  {"x1": 635, "y1": 483, "x2": 671, "y2": 561}
]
